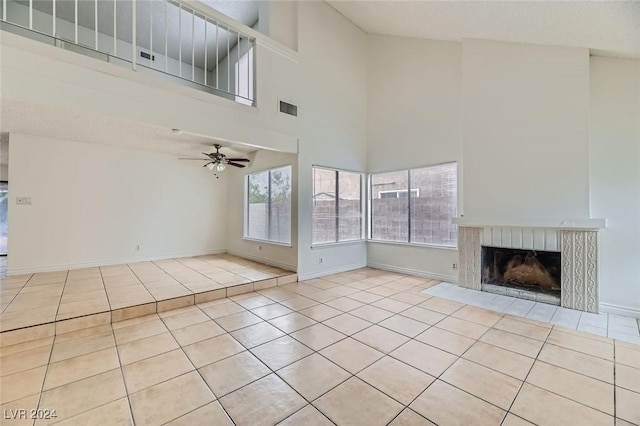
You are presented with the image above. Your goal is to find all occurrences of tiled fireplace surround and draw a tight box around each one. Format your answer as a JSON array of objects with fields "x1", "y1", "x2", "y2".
[{"x1": 455, "y1": 220, "x2": 605, "y2": 314}]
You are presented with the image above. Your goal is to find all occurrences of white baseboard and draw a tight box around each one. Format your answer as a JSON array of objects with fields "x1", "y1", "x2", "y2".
[
  {"x1": 6, "y1": 249, "x2": 227, "y2": 276},
  {"x1": 367, "y1": 262, "x2": 458, "y2": 283},
  {"x1": 226, "y1": 250, "x2": 296, "y2": 272},
  {"x1": 599, "y1": 302, "x2": 640, "y2": 319},
  {"x1": 297, "y1": 262, "x2": 366, "y2": 281}
]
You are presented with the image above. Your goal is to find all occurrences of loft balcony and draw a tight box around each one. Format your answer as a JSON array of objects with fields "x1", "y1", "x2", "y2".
[{"x1": 1, "y1": 0, "x2": 256, "y2": 106}]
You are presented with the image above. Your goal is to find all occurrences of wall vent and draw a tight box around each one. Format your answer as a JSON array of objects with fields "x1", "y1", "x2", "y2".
[
  {"x1": 140, "y1": 51, "x2": 155, "y2": 61},
  {"x1": 279, "y1": 101, "x2": 298, "y2": 117}
]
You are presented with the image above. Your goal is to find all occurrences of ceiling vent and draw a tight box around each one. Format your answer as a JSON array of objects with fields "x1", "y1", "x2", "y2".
[{"x1": 279, "y1": 101, "x2": 298, "y2": 117}]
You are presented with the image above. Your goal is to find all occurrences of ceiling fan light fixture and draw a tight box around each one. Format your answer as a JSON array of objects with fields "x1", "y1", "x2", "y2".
[
  {"x1": 206, "y1": 162, "x2": 215, "y2": 171},
  {"x1": 216, "y1": 163, "x2": 227, "y2": 172}
]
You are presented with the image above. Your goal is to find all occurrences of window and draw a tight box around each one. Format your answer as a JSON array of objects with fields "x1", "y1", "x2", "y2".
[
  {"x1": 235, "y1": 46, "x2": 254, "y2": 106},
  {"x1": 312, "y1": 167, "x2": 364, "y2": 244},
  {"x1": 378, "y1": 189, "x2": 419, "y2": 199},
  {"x1": 370, "y1": 163, "x2": 457, "y2": 247},
  {"x1": 245, "y1": 165, "x2": 292, "y2": 244}
]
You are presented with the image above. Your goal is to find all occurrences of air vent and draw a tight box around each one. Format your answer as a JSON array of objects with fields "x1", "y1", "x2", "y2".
[
  {"x1": 140, "y1": 51, "x2": 155, "y2": 61},
  {"x1": 279, "y1": 101, "x2": 298, "y2": 117}
]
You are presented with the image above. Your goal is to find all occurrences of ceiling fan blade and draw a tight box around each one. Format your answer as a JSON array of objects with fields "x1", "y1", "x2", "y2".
[
  {"x1": 203, "y1": 162, "x2": 214, "y2": 168},
  {"x1": 179, "y1": 158, "x2": 208, "y2": 160},
  {"x1": 227, "y1": 161, "x2": 246, "y2": 168},
  {"x1": 225, "y1": 158, "x2": 250, "y2": 162},
  {"x1": 202, "y1": 152, "x2": 217, "y2": 159}
]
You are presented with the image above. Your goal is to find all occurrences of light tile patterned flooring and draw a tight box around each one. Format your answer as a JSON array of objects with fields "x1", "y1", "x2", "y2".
[
  {"x1": 1, "y1": 267, "x2": 639, "y2": 425},
  {"x1": 425, "y1": 282, "x2": 640, "y2": 345},
  {"x1": 0, "y1": 254, "x2": 294, "y2": 332}
]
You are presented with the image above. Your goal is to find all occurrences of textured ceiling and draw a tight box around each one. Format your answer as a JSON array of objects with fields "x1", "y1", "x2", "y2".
[
  {"x1": 0, "y1": 99, "x2": 254, "y2": 159},
  {"x1": 327, "y1": 1, "x2": 640, "y2": 58}
]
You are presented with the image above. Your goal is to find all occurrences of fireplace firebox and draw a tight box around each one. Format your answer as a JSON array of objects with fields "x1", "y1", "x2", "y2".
[{"x1": 481, "y1": 246, "x2": 561, "y2": 299}]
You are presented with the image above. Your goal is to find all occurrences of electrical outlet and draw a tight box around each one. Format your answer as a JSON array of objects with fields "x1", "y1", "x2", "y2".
[
  {"x1": 135, "y1": 245, "x2": 141, "y2": 251},
  {"x1": 16, "y1": 197, "x2": 31, "y2": 205},
  {"x1": 319, "y1": 257, "x2": 324, "y2": 264},
  {"x1": 452, "y1": 263, "x2": 457, "y2": 270}
]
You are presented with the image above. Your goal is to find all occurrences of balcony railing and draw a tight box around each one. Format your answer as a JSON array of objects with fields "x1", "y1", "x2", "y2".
[{"x1": 0, "y1": 0, "x2": 256, "y2": 105}]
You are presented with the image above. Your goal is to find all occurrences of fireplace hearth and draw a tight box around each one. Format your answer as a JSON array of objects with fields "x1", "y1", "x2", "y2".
[{"x1": 481, "y1": 246, "x2": 561, "y2": 299}]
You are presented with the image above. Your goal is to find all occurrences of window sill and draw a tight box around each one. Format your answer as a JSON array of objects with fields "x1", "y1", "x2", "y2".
[
  {"x1": 367, "y1": 239, "x2": 458, "y2": 250},
  {"x1": 243, "y1": 237, "x2": 292, "y2": 248},
  {"x1": 311, "y1": 240, "x2": 366, "y2": 249}
]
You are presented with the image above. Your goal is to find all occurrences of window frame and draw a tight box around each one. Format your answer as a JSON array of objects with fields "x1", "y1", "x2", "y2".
[
  {"x1": 368, "y1": 162, "x2": 458, "y2": 249},
  {"x1": 311, "y1": 165, "x2": 365, "y2": 247},
  {"x1": 244, "y1": 164, "x2": 293, "y2": 246}
]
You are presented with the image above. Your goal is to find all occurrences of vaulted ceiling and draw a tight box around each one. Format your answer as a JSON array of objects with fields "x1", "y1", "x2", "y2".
[{"x1": 327, "y1": 1, "x2": 640, "y2": 58}]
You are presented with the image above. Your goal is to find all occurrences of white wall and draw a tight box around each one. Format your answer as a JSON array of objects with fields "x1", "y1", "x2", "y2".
[
  {"x1": 296, "y1": 1, "x2": 368, "y2": 280},
  {"x1": 258, "y1": 1, "x2": 298, "y2": 51},
  {"x1": 7, "y1": 133, "x2": 227, "y2": 274},
  {"x1": 590, "y1": 57, "x2": 640, "y2": 315},
  {"x1": 462, "y1": 39, "x2": 591, "y2": 222},
  {"x1": 226, "y1": 149, "x2": 298, "y2": 270},
  {"x1": 0, "y1": 165, "x2": 7, "y2": 181},
  {"x1": 366, "y1": 35, "x2": 461, "y2": 281}
]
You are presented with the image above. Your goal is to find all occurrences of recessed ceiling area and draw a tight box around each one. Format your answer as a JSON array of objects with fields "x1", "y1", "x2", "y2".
[
  {"x1": 327, "y1": 0, "x2": 640, "y2": 58},
  {"x1": 0, "y1": 99, "x2": 254, "y2": 158}
]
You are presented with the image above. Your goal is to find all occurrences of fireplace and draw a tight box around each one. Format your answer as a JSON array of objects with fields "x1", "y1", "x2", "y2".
[
  {"x1": 454, "y1": 219, "x2": 606, "y2": 313},
  {"x1": 481, "y1": 246, "x2": 561, "y2": 304}
]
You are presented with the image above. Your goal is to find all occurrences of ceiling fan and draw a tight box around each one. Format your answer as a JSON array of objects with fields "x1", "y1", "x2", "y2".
[{"x1": 179, "y1": 143, "x2": 250, "y2": 173}]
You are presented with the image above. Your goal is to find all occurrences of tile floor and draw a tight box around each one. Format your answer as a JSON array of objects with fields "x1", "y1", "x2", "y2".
[
  {"x1": 1, "y1": 267, "x2": 639, "y2": 425},
  {"x1": 0, "y1": 254, "x2": 295, "y2": 333},
  {"x1": 424, "y1": 282, "x2": 640, "y2": 344}
]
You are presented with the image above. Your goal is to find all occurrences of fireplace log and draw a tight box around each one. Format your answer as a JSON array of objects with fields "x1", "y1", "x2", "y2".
[{"x1": 503, "y1": 253, "x2": 558, "y2": 291}]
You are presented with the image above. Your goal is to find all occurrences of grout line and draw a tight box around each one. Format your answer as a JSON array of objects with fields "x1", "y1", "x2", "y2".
[
  {"x1": 119, "y1": 310, "x2": 231, "y2": 424},
  {"x1": 5, "y1": 268, "x2": 634, "y2": 425},
  {"x1": 613, "y1": 339, "x2": 617, "y2": 421}
]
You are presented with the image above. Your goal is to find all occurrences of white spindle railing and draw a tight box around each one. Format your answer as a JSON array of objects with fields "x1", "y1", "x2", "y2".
[{"x1": 0, "y1": 0, "x2": 256, "y2": 105}]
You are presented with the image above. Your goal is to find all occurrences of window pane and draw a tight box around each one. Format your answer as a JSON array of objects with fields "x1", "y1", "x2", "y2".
[
  {"x1": 371, "y1": 171, "x2": 409, "y2": 242},
  {"x1": 312, "y1": 168, "x2": 337, "y2": 244},
  {"x1": 235, "y1": 45, "x2": 253, "y2": 105},
  {"x1": 269, "y1": 166, "x2": 292, "y2": 244},
  {"x1": 338, "y1": 171, "x2": 362, "y2": 241},
  {"x1": 247, "y1": 170, "x2": 269, "y2": 241},
  {"x1": 410, "y1": 163, "x2": 457, "y2": 246}
]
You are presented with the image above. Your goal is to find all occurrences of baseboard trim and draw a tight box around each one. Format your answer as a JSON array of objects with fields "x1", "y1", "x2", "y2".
[
  {"x1": 599, "y1": 302, "x2": 640, "y2": 319},
  {"x1": 6, "y1": 249, "x2": 227, "y2": 276},
  {"x1": 297, "y1": 262, "x2": 366, "y2": 281},
  {"x1": 367, "y1": 262, "x2": 458, "y2": 283},
  {"x1": 226, "y1": 250, "x2": 296, "y2": 273}
]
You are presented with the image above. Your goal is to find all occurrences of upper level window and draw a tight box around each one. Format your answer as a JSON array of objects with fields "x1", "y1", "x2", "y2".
[
  {"x1": 235, "y1": 47, "x2": 254, "y2": 106},
  {"x1": 245, "y1": 165, "x2": 292, "y2": 245},
  {"x1": 312, "y1": 167, "x2": 364, "y2": 245},
  {"x1": 370, "y1": 163, "x2": 458, "y2": 247}
]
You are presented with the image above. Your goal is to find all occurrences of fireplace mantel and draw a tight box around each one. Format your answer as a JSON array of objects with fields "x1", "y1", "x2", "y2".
[{"x1": 452, "y1": 217, "x2": 606, "y2": 230}]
